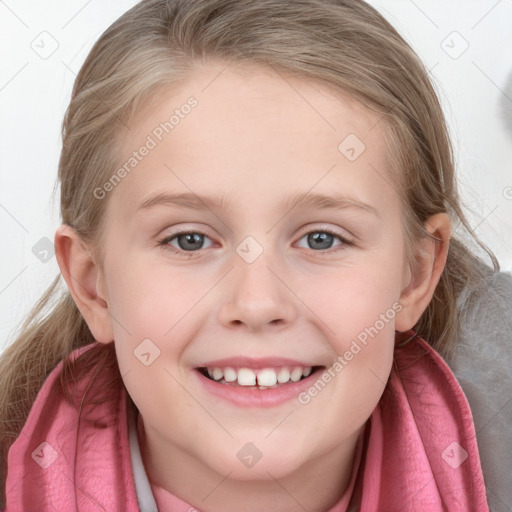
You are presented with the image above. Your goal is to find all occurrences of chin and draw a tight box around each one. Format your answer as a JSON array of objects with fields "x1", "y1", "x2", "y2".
[{"x1": 198, "y1": 441, "x2": 308, "y2": 482}]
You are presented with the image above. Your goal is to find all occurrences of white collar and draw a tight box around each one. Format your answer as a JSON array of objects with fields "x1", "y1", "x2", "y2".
[{"x1": 128, "y1": 407, "x2": 159, "y2": 512}]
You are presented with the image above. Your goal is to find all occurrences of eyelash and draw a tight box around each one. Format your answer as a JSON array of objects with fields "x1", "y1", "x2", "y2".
[{"x1": 158, "y1": 227, "x2": 354, "y2": 259}]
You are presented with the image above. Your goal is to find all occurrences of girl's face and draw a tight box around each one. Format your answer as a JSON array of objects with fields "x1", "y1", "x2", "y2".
[{"x1": 98, "y1": 61, "x2": 412, "y2": 482}]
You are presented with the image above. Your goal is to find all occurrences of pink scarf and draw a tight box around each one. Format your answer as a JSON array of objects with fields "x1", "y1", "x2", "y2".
[{"x1": 4, "y1": 332, "x2": 489, "y2": 511}]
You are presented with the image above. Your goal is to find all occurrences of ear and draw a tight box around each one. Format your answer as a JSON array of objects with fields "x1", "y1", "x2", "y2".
[
  {"x1": 395, "y1": 213, "x2": 451, "y2": 332},
  {"x1": 54, "y1": 224, "x2": 113, "y2": 344}
]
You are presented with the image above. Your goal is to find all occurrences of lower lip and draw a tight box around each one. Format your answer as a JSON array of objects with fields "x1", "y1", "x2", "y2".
[{"x1": 194, "y1": 369, "x2": 321, "y2": 408}]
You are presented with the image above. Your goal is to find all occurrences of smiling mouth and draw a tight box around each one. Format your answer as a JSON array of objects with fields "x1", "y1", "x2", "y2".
[{"x1": 197, "y1": 365, "x2": 325, "y2": 389}]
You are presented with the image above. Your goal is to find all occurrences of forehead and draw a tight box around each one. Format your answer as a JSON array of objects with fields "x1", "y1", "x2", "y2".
[{"x1": 108, "y1": 61, "x2": 398, "y2": 220}]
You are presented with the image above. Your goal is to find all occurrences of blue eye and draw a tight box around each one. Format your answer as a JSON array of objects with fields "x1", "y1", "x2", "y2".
[
  {"x1": 295, "y1": 229, "x2": 352, "y2": 252},
  {"x1": 158, "y1": 228, "x2": 353, "y2": 258},
  {"x1": 159, "y1": 231, "x2": 213, "y2": 257}
]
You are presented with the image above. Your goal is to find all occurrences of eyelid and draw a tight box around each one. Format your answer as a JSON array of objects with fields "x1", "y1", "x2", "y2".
[
  {"x1": 158, "y1": 223, "x2": 354, "y2": 259},
  {"x1": 297, "y1": 224, "x2": 354, "y2": 244}
]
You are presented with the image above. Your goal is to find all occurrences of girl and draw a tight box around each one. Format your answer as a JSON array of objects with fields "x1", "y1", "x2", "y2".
[{"x1": 0, "y1": 0, "x2": 500, "y2": 510}]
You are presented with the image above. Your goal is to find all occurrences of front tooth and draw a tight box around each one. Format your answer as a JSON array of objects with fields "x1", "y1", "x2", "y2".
[
  {"x1": 302, "y1": 366, "x2": 312, "y2": 377},
  {"x1": 223, "y1": 367, "x2": 237, "y2": 382},
  {"x1": 212, "y1": 367, "x2": 223, "y2": 381},
  {"x1": 277, "y1": 367, "x2": 291, "y2": 383},
  {"x1": 238, "y1": 368, "x2": 256, "y2": 386},
  {"x1": 290, "y1": 367, "x2": 303, "y2": 382},
  {"x1": 257, "y1": 368, "x2": 277, "y2": 387}
]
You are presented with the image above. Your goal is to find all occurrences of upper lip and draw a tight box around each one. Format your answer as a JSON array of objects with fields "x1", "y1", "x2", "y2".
[{"x1": 195, "y1": 356, "x2": 324, "y2": 369}]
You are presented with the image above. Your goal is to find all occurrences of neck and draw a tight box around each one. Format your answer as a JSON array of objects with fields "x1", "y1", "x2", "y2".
[{"x1": 137, "y1": 414, "x2": 364, "y2": 512}]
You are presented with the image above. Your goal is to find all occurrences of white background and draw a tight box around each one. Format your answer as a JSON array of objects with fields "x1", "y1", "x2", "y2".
[{"x1": 1, "y1": 0, "x2": 511, "y2": 352}]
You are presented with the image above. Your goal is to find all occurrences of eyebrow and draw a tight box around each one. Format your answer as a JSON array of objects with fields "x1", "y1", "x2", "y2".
[{"x1": 137, "y1": 191, "x2": 379, "y2": 217}]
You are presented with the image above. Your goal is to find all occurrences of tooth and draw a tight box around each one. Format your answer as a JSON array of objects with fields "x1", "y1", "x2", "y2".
[
  {"x1": 302, "y1": 366, "x2": 312, "y2": 377},
  {"x1": 277, "y1": 367, "x2": 291, "y2": 384},
  {"x1": 223, "y1": 367, "x2": 237, "y2": 382},
  {"x1": 212, "y1": 367, "x2": 223, "y2": 381},
  {"x1": 257, "y1": 368, "x2": 277, "y2": 387},
  {"x1": 238, "y1": 368, "x2": 256, "y2": 386},
  {"x1": 207, "y1": 368, "x2": 214, "y2": 378},
  {"x1": 290, "y1": 367, "x2": 303, "y2": 382}
]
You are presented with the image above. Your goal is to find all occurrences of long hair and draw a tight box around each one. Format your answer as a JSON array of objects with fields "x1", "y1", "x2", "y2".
[{"x1": 0, "y1": 0, "x2": 498, "y2": 502}]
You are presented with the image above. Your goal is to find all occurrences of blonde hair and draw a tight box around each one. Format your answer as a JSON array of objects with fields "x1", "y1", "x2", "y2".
[{"x1": 0, "y1": 0, "x2": 499, "y2": 502}]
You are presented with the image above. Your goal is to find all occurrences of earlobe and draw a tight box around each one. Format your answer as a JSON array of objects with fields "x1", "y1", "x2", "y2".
[
  {"x1": 395, "y1": 213, "x2": 451, "y2": 332},
  {"x1": 54, "y1": 224, "x2": 114, "y2": 344}
]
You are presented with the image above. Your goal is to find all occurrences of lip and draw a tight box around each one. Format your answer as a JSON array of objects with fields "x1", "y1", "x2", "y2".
[
  {"x1": 195, "y1": 356, "x2": 319, "y2": 370},
  {"x1": 193, "y1": 365, "x2": 324, "y2": 408}
]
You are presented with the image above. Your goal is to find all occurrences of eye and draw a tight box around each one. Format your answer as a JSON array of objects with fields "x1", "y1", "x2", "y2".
[
  {"x1": 159, "y1": 230, "x2": 214, "y2": 257},
  {"x1": 295, "y1": 228, "x2": 353, "y2": 252},
  {"x1": 158, "y1": 227, "x2": 353, "y2": 258}
]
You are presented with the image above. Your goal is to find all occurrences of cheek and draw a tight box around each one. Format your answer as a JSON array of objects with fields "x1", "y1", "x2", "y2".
[
  {"x1": 104, "y1": 249, "x2": 209, "y2": 339},
  {"x1": 299, "y1": 256, "x2": 403, "y2": 344},
  {"x1": 102, "y1": 251, "x2": 209, "y2": 390}
]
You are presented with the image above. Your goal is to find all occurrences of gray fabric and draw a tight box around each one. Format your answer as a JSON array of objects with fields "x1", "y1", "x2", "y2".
[{"x1": 445, "y1": 270, "x2": 512, "y2": 512}]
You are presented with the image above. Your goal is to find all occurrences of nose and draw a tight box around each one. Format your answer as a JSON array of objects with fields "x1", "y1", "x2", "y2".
[{"x1": 218, "y1": 249, "x2": 298, "y2": 333}]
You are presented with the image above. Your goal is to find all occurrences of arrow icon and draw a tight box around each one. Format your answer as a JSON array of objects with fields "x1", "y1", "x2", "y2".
[
  {"x1": 34, "y1": 448, "x2": 45, "y2": 458},
  {"x1": 236, "y1": 236, "x2": 263, "y2": 264},
  {"x1": 338, "y1": 134, "x2": 365, "y2": 161},
  {"x1": 134, "y1": 339, "x2": 161, "y2": 366},
  {"x1": 441, "y1": 441, "x2": 468, "y2": 468},
  {"x1": 31, "y1": 441, "x2": 58, "y2": 468},
  {"x1": 237, "y1": 442, "x2": 263, "y2": 468}
]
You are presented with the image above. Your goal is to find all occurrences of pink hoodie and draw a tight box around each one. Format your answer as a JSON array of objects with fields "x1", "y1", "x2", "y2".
[{"x1": 4, "y1": 331, "x2": 489, "y2": 511}]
